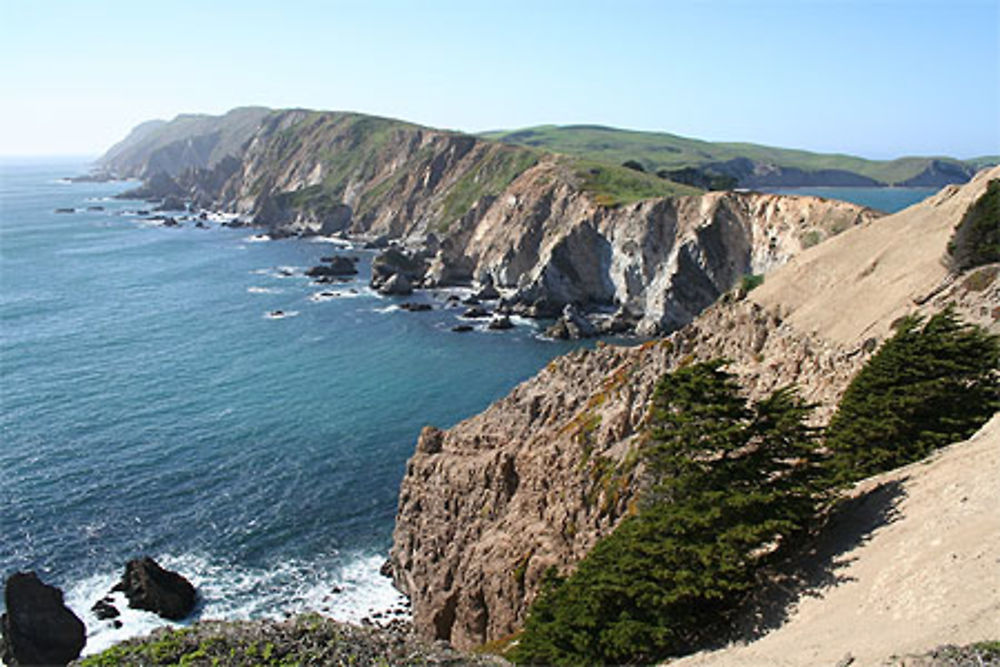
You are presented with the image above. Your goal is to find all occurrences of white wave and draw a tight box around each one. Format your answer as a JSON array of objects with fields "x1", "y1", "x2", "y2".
[
  {"x1": 309, "y1": 236, "x2": 354, "y2": 249},
  {"x1": 64, "y1": 552, "x2": 409, "y2": 657},
  {"x1": 265, "y1": 310, "x2": 299, "y2": 320},
  {"x1": 309, "y1": 289, "x2": 361, "y2": 302},
  {"x1": 372, "y1": 305, "x2": 400, "y2": 314},
  {"x1": 245, "y1": 234, "x2": 271, "y2": 243},
  {"x1": 247, "y1": 286, "x2": 283, "y2": 295}
]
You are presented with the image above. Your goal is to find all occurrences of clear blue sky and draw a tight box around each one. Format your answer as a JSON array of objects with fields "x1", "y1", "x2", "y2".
[{"x1": 1, "y1": 0, "x2": 997, "y2": 159}]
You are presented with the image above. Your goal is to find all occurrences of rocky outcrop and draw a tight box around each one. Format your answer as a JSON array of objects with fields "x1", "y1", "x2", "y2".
[
  {"x1": 1, "y1": 572, "x2": 86, "y2": 666},
  {"x1": 112, "y1": 557, "x2": 197, "y2": 621},
  {"x1": 389, "y1": 168, "x2": 1000, "y2": 650}
]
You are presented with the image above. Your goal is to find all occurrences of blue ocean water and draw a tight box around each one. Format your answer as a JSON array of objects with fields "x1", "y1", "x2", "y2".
[
  {"x1": 0, "y1": 159, "x2": 584, "y2": 652},
  {"x1": 761, "y1": 185, "x2": 938, "y2": 213}
]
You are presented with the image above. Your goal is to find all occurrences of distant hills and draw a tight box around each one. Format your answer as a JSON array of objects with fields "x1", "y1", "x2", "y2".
[{"x1": 481, "y1": 124, "x2": 998, "y2": 188}]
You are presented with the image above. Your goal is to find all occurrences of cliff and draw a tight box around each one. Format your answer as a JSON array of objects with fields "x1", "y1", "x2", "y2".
[
  {"x1": 389, "y1": 167, "x2": 1000, "y2": 650},
  {"x1": 100, "y1": 108, "x2": 877, "y2": 335}
]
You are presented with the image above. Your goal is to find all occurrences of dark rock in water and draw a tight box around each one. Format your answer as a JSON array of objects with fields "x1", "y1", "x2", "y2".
[
  {"x1": 155, "y1": 195, "x2": 186, "y2": 212},
  {"x1": 161, "y1": 217, "x2": 180, "y2": 228},
  {"x1": 54, "y1": 208, "x2": 75, "y2": 214},
  {"x1": 378, "y1": 272, "x2": 413, "y2": 296},
  {"x1": 452, "y1": 324, "x2": 474, "y2": 333},
  {"x1": 474, "y1": 278, "x2": 501, "y2": 301},
  {"x1": 487, "y1": 315, "x2": 513, "y2": 330},
  {"x1": 198, "y1": 211, "x2": 209, "y2": 220},
  {"x1": 86, "y1": 205, "x2": 105, "y2": 211},
  {"x1": 363, "y1": 235, "x2": 391, "y2": 249},
  {"x1": 546, "y1": 304, "x2": 597, "y2": 339},
  {"x1": 194, "y1": 221, "x2": 208, "y2": 229},
  {"x1": 91, "y1": 598, "x2": 120, "y2": 620},
  {"x1": 400, "y1": 302, "x2": 432, "y2": 312},
  {"x1": 1, "y1": 571, "x2": 86, "y2": 666},
  {"x1": 370, "y1": 248, "x2": 428, "y2": 290},
  {"x1": 597, "y1": 306, "x2": 639, "y2": 335},
  {"x1": 269, "y1": 310, "x2": 285, "y2": 317},
  {"x1": 462, "y1": 306, "x2": 491, "y2": 319},
  {"x1": 462, "y1": 296, "x2": 481, "y2": 306},
  {"x1": 112, "y1": 556, "x2": 196, "y2": 621},
  {"x1": 306, "y1": 257, "x2": 358, "y2": 277},
  {"x1": 220, "y1": 219, "x2": 246, "y2": 228},
  {"x1": 379, "y1": 559, "x2": 394, "y2": 578},
  {"x1": 136, "y1": 210, "x2": 150, "y2": 216}
]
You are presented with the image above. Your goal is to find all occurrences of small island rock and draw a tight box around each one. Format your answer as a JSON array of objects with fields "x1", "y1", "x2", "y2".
[{"x1": 112, "y1": 557, "x2": 196, "y2": 621}]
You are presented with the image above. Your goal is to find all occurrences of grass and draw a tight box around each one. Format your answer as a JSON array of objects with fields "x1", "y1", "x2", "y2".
[
  {"x1": 482, "y1": 124, "x2": 988, "y2": 185},
  {"x1": 566, "y1": 156, "x2": 701, "y2": 206},
  {"x1": 437, "y1": 145, "x2": 540, "y2": 231}
]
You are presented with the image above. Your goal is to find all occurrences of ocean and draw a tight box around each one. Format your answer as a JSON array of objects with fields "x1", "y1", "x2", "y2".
[
  {"x1": 0, "y1": 158, "x2": 584, "y2": 653},
  {"x1": 761, "y1": 185, "x2": 938, "y2": 213},
  {"x1": 0, "y1": 161, "x2": 939, "y2": 654}
]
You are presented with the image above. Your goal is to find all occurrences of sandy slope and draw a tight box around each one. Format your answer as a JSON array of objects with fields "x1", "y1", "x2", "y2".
[
  {"x1": 752, "y1": 165, "x2": 1000, "y2": 346},
  {"x1": 670, "y1": 414, "x2": 1000, "y2": 667}
]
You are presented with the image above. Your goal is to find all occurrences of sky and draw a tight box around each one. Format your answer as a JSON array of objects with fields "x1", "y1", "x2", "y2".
[{"x1": 1, "y1": 0, "x2": 997, "y2": 159}]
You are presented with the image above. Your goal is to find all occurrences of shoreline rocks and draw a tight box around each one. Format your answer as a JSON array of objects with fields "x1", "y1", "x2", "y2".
[
  {"x1": 1, "y1": 572, "x2": 86, "y2": 666},
  {"x1": 111, "y1": 557, "x2": 197, "y2": 621}
]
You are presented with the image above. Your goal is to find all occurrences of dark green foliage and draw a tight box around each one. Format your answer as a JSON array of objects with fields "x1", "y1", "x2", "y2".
[
  {"x1": 948, "y1": 179, "x2": 1000, "y2": 271},
  {"x1": 621, "y1": 159, "x2": 646, "y2": 173},
  {"x1": 657, "y1": 167, "x2": 738, "y2": 191},
  {"x1": 826, "y1": 308, "x2": 1000, "y2": 482},
  {"x1": 513, "y1": 362, "x2": 826, "y2": 665},
  {"x1": 739, "y1": 273, "x2": 764, "y2": 294}
]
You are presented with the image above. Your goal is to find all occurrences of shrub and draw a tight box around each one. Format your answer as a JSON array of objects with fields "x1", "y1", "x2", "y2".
[{"x1": 947, "y1": 179, "x2": 1000, "y2": 271}]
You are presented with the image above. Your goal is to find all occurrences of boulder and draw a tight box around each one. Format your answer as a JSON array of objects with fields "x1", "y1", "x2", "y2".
[
  {"x1": 155, "y1": 195, "x2": 186, "y2": 212},
  {"x1": 546, "y1": 304, "x2": 597, "y2": 339},
  {"x1": 400, "y1": 302, "x2": 433, "y2": 312},
  {"x1": 371, "y1": 248, "x2": 427, "y2": 289},
  {"x1": 474, "y1": 278, "x2": 501, "y2": 301},
  {"x1": 305, "y1": 257, "x2": 358, "y2": 277},
  {"x1": 487, "y1": 316, "x2": 514, "y2": 330},
  {"x1": 112, "y1": 557, "x2": 196, "y2": 621},
  {"x1": 54, "y1": 208, "x2": 75, "y2": 214},
  {"x1": 379, "y1": 273, "x2": 413, "y2": 296},
  {"x1": 451, "y1": 324, "x2": 474, "y2": 333},
  {"x1": 91, "y1": 598, "x2": 120, "y2": 620},
  {"x1": 1, "y1": 572, "x2": 86, "y2": 666},
  {"x1": 462, "y1": 306, "x2": 491, "y2": 319}
]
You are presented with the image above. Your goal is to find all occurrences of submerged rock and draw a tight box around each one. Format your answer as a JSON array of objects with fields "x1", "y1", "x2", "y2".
[
  {"x1": 1, "y1": 572, "x2": 86, "y2": 666},
  {"x1": 112, "y1": 557, "x2": 196, "y2": 621},
  {"x1": 306, "y1": 257, "x2": 358, "y2": 277},
  {"x1": 487, "y1": 315, "x2": 514, "y2": 330}
]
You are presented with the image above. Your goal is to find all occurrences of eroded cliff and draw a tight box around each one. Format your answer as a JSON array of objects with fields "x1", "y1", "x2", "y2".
[
  {"x1": 389, "y1": 168, "x2": 1000, "y2": 650},
  {"x1": 104, "y1": 109, "x2": 877, "y2": 335}
]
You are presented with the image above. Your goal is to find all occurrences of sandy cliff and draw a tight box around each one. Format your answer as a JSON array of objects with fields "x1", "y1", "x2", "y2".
[{"x1": 389, "y1": 167, "x2": 1000, "y2": 650}]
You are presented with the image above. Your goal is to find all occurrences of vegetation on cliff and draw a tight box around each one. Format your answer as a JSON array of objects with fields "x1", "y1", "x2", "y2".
[
  {"x1": 826, "y1": 308, "x2": 1000, "y2": 482},
  {"x1": 513, "y1": 361, "x2": 828, "y2": 665},
  {"x1": 947, "y1": 179, "x2": 1000, "y2": 271},
  {"x1": 513, "y1": 311, "x2": 999, "y2": 665}
]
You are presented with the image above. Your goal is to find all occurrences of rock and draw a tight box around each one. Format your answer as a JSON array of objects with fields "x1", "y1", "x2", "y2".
[
  {"x1": 305, "y1": 257, "x2": 358, "y2": 277},
  {"x1": 451, "y1": 324, "x2": 474, "y2": 333},
  {"x1": 91, "y1": 598, "x2": 120, "y2": 620},
  {"x1": 487, "y1": 316, "x2": 513, "y2": 330},
  {"x1": 400, "y1": 302, "x2": 433, "y2": 312},
  {"x1": 86, "y1": 205, "x2": 105, "y2": 211},
  {"x1": 545, "y1": 304, "x2": 597, "y2": 339},
  {"x1": 475, "y1": 280, "x2": 501, "y2": 301},
  {"x1": 462, "y1": 306, "x2": 491, "y2": 319},
  {"x1": 378, "y1": 273, "x2": 413, "y2": 296},
  {"x1": 380, "y1": 560, "x2": 394, "y2": 578},
  {"x1": 371, "y1": 248, "x2": 427, "y2": 290},
  {"x1": 54, "y1": 208, "x2": 75, "y2": 213},
  {"x1": 1, "y1": 572, "x2": 86, "y2": 666},
  {"x1": 194, "y1": 221, "x2": 207, "y2": 229},
  {"x1": 462, "y1": 296, "x2": 481, "y2": 306},
  {"x1": 161, "y1": 217, "x2": 180, "y2": 228},
  {"x1": 155, "y1": 195, "x2": 186, "y2": 211},
  {"x1": 363, "y1": 235, "x2": 391, "y2": 249},
  {"x1": 111, "y1": 556, "x2": 197, "y2": 621}
]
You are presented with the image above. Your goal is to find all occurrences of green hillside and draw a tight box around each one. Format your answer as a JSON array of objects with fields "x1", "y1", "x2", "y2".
[{"x1": 481, "y1": 124, "x2": 992, "y2": 186}]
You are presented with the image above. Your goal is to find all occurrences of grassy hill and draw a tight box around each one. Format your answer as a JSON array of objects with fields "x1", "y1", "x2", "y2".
[{"x1": 481, "y1": 124, "x2": 995, "y2": 186}]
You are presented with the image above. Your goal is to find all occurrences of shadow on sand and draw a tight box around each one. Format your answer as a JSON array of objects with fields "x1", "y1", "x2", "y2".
[{"x1": 715, "y1": 477, "x2": 909, "y2": 647}]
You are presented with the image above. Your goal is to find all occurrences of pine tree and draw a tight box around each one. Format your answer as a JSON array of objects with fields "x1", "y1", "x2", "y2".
[
  {"x1": 514, "y1": 362, "x2": 826, "y2": 665},
  {"x1": 827, "y1": 308, "x2": 1000, "y2": 482}
]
